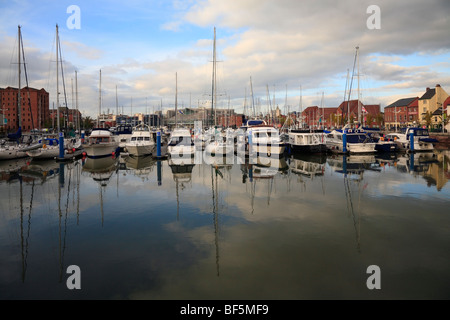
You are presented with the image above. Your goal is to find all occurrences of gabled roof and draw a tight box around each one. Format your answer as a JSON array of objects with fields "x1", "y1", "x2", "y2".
[
  {"x1": 432, "y1": 107, "x2": 442, "y2": 116},
  {"x1": 443, "y1": 96, "x2": 450, "y2": 109},
  {"x1": 337, "y1": 100, "x2": 379, "y2": 115},
  {"x1": 385, "y1": 97, "x2": 418, "y2": 108},
  {"x1": 420, "y1": 88, "x2": 435, "y2": 100}
]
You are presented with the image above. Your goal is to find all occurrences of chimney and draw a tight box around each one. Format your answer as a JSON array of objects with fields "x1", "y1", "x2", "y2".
[
  {"x1": 436, "y1": 84, "x2": 441, "y2": 88},
  {"x1": 426, "y1": 87, "x2": 430, "y2": 91}
]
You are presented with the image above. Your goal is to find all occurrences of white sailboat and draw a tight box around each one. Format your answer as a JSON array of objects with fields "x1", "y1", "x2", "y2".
[
  {"x1": 0, "y1": 26, "x2": 41, "y2": 160},
  {"x1": 27, "y1": 25, "x2": 83, "y2": 160}
]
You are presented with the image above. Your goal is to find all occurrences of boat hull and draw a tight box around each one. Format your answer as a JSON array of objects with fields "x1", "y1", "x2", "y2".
[
  {"x1": 125, "y1": 144, "x2": 155, "y2": 157},
  {"x1": 0, "y1": 147, "x2": 28, "y2": 160},
  {"x1": 83, "y1": 143, "x2": 120, "y2": 158}
]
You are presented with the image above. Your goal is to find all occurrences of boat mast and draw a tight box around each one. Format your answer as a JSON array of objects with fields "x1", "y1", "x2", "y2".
[
  {"x1": 175, "y1": 72, "x2": 178, "y2": 128},
  {"x1": 75, "y1": 70, "x2": 79, "y2": 133},
  {"x1": 299, "y1": 85, "x2": 302, "y2": 128},
  {"x1": 356, "y1": 46, "x2": 361, "y2": 124},
  {"x1": 17, "y1": 25, "x2": 22, "y2": 130},
  {"x1": 97, "y1": 69, "x2": 101, "y2": 128},
  {"x1": 250, "y1": 76, "x2": 255, "y2": 118},
  {"x1": 56, "y1": 24, "x2": 60, "y2": 133},
  {"x1": 211, "y1": 27, "x2": 217, "y2": 127}
]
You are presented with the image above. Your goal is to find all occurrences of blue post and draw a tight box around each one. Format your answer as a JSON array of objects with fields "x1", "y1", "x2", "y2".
[
  {"x1": 409, "y1": 131, "x2": 414, "y2": 152},
  {"x1": 81, "y1": 130, "x2": 85, "y2": 143},
  {"x1": 59, "y1": 132, "x2": 64, "y2": 159},
  {"x1": 343, "y1": 132, "x2": 347, "y2": 153},
  {"x1": 157, "y1": 160, "x2": 162, "y2": 186},
  {"x1": 157, "y1": 131, "x2": 161, "y2": 158},
  {"x1": 409, "y1": 152, "x2": 414, "y2": 172},
  {"x1": 249, "y1": 165, "x2": 253, "y2": 182}
]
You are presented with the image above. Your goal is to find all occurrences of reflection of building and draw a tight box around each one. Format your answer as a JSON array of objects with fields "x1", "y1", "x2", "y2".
[
  {"x1": 0, "y1": 86, "x2": 49, "y2": 132},
  {"x1": 422, "y1": 152, "x2": 449, "y2": 191}
]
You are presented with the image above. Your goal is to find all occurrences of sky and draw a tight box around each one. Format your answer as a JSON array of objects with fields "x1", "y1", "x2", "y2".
[{"x1": 0, "y1": 0, "x2": 449, "y2": 119}]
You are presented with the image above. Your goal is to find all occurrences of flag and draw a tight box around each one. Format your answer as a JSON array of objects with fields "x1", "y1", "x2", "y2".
[
  {"x1": 362, "y1": 106, "x2": 368, "y2": 113},
  {"x1": 178, "y1": 110, "x2": 184, "y2": 114}
]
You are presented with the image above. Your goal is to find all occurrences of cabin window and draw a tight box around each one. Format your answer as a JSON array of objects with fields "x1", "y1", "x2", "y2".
[
  {"x1": 144, "y1": 137, "x2": 150, "y2": 141},
  {"x1": 131, "y1": 137, "x2": 137, "y2": 141},
  {"x1": 137, "y1": 137, "x2": 144, "y2": 141}
]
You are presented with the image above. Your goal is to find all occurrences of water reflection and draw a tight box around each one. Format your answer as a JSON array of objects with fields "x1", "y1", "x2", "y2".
[
  {"x1": 0, "y1": 149, "x2": 449, "y2": 299},
  {"x1": 168, "y1": 157, "x2": 195, "y2": 221},
  {"x1": 82, "y1": 156, "x2": 119, "y2": 225}
]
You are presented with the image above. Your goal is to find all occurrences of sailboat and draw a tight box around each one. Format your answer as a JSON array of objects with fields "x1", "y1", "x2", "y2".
[
  {"x1": 83, "y1": 70, "x2": 120, "y2": 158},
  {"x1": 326, "y1": 47, "x2": 377, "y2": 154},
  {"x1": 168, "y1": 72, "x2": 195, "y2": 159},
  {"x1": 0, "y1": 26, "x2": 41, "y2": 160},
  {"x1": 27, "y1": 25, "x2": 83, "y2": 160}
]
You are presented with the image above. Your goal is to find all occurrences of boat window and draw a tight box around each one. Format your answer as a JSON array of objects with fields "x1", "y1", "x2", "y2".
[
  {"x1": 137, "y1": 137, "x2": 144, "y2": 141},
  {"x1": 131, "y1": 137, "x2": 137, "y2": 141},
  {"x1": 144, "y1": 137, "x2": 150, "y2": 141}
]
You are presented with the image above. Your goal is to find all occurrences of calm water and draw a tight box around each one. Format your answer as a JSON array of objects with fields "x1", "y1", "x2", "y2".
[{"x1": 0, "y1": 150, "x2": 449, "y2": 300}]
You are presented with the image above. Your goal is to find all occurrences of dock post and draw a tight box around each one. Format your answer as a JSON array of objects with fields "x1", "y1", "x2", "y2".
[
  {"x1": 409, "y1": 131, "x2": 414, "y2": 152},
  {"x1": 81, "y1": 130, "x2": 85, "y2": 143},
  {"x1": 59, "y1": 132, "x2": 64, "y2": 159},
  {"x1": 343, "y1": 132, "x2": 347, "y2": 153},
  {"x1": 156, "y1": 131, "x2": 162, "y2": 158}
]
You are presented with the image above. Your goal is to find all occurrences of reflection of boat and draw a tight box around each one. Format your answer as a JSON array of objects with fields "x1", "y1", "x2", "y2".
[
  {"x1": 82, "y1": 156, "x2": 118, "y2": 225},
  {"x1": 289, "y1": 153, "x2": 326, "y2": 177},
  {"x1": 21, "y1": 159, "x2": 60, "y2": 182},
  {"x1": 124, "y1": 154, "x2": 156, "y2": 170},
  {"x1": 396, "y1": 151, "x2": 438, "y2": 174},
  {"x1": 122, "y1": 155, "x2": 156, "y2": 180},
  {"x1": 327, "y1": 154, "x2": 379, "y2": 176},
  {"x1": 82, "y1": 156, "x2": 118, "y2": 185},
  {"x1": 0, "y1": 157, "x2": 30, "y2": 176},
  {"x1": 168, "y1": 157, "x2": 195, "y2": 221}
]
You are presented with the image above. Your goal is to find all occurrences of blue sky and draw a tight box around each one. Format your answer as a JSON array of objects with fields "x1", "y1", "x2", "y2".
[{"x1": 1, "y1": 0, "x2": 449, "y2": 118}]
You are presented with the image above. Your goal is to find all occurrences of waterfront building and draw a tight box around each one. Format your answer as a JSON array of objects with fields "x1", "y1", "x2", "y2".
[
  {"x1": 418, "y1": 84, "x2": 449, "y2": 129},
  {"x1": 0, "y1": 86, "x2": 49, "y2": 132},
  {"x1": 384, "y1": 97, "x2": 419, "y2": 130}
]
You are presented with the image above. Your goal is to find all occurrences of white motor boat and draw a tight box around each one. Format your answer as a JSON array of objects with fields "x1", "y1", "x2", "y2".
[
  {"x1": 326, "y1": 125, "x2": 377, "y2": 154},
  {"x1": 385, "y1": 127, "x2": 438, "y2": 152},
  {"x1": 124, "y1": 123, "x2": 155, "y2": 157},
  {"x1": 83, "y1": 128, "x2": 120, "y2": 158}
]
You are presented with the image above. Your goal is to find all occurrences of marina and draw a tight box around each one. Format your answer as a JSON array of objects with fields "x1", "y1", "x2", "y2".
[
  {"x1": 0, "y1": 146, "x2": 449, "y2": 300},
  {"x1": 1, "y1": 0, "x2": 450, "y2": 304}
]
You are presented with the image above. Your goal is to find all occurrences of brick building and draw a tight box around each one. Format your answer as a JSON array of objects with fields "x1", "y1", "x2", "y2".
[
  {"x1": 384, "y1": 97, "x2": 419, "y2": 130},
  {"x1": 0, "y1": 86, "x2": 49, "y2": 132}
]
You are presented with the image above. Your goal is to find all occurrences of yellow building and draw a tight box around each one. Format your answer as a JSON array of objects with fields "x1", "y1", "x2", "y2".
[{"x1": 418, "y1": 84, "x2": 449, "y2": 129}]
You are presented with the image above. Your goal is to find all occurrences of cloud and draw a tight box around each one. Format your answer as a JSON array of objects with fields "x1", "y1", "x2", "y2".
[{"x1": 62, "y1": 41, "x2": 104, "y2": 60}]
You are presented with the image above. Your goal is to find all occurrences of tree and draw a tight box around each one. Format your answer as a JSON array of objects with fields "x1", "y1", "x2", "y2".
[
  {"x1": 366, "y1": 114, "x2": 374, "y2": 127},
  {"x1": 423, "y1": 111, "x2": 433, "y2": 128},
  {"x1": 375, "y1": 113, "x2": 384, "y2": 128}
]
